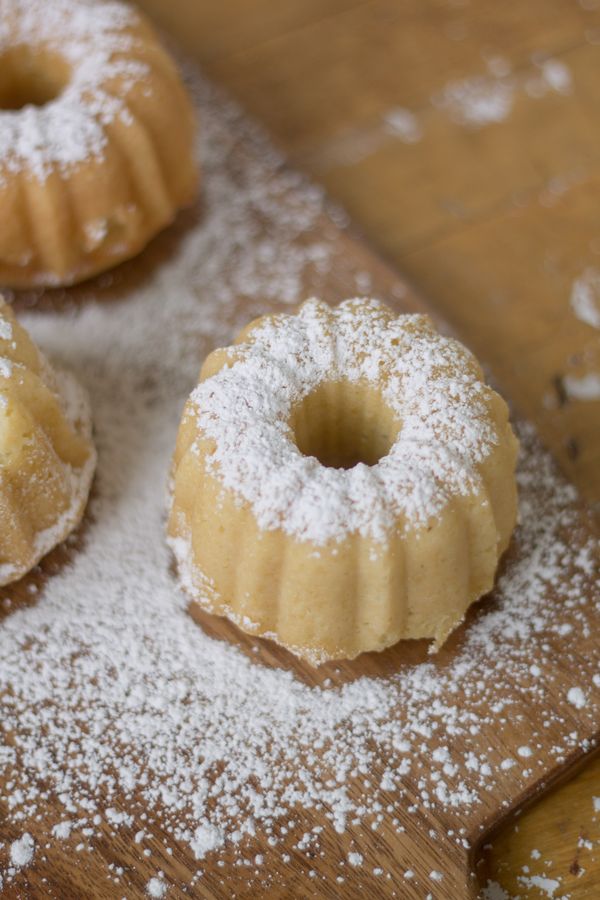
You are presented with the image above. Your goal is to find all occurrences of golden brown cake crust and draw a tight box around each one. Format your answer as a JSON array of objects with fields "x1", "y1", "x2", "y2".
[
  {"x1": 168, "y1": 298, "x2": 519, "y2": 664},
  {"x1": 0, "y1": 298, "x2": 96, "y2": 584},
  {"x1": 0, "y1": 0, "x2": 199, "y2": 288}
]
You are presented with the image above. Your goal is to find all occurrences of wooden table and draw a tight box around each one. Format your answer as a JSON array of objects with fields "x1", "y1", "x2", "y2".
[{"x1": 136, "y1": 3, "x2": 600, "y2": 894}]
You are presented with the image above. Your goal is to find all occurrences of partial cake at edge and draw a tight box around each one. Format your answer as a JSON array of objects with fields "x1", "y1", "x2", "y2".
[{"x1": 0, "y1": 298, "x2": 96, "y2": 584}]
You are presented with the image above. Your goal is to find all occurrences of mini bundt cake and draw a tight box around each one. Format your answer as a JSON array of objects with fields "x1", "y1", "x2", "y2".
[
  {"x1": 168, "y1": 298, "x2": 519, "y2": 664},
  {"x1": 0, "y1": 0, "x2": 198, "y2": 288},
  {"x1": 0, "y1": 298, "x2": 96, "y2": 584}
]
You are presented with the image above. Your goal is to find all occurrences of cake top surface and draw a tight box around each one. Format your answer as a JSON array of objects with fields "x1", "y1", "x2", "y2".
[
  {"x1": 0, "y1": 0, "x2": 149, "y2": 182},
  {"x1": 187, "y1": 298, "x2": 509, "y2": 544}
]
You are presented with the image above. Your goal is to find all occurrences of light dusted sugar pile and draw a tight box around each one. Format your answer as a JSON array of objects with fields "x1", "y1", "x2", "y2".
[
  {"x1": 0, "y1": 62, "x2": 598, "y2": 896},
  {"x1": 432, "y1": 73, "x2": 515, "y2": 127},
  {"x1": 9, "y1": 834, "x2": 34, "y2": 869},
  {"x1": 563, "y1": 371, "x2": 600, "y2": 401},
  {"x1": 0, "y1": 0, "x2": 147, "y2": 181},
  {"x1": 432, "y1": 57, "x2": 572, "y2": 130}
]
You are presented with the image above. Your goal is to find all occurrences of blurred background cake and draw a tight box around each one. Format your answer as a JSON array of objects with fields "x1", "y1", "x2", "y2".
[{"x1": 0, "y1": 0, "x2": 198, "y2": 287}]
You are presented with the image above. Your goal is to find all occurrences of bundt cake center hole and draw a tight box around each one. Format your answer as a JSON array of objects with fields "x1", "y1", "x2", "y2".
[
  {"x1": 290, "y1": 381, "x2": 400, "y2": 470},
  {"x1": 0, "y1": 47, "x2": 71, "y2": 110}
]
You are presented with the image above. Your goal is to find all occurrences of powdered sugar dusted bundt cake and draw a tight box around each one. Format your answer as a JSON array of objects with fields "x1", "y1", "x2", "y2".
[
  {"x1": 0, "y1": 298, "x2": 96, "y2": 584},
  {"x1": 0, "y1": 0, "x2": 198, "y2": 287},
  {"x1": 168, "y1": 298, "x2": 519, "y2": 664}
]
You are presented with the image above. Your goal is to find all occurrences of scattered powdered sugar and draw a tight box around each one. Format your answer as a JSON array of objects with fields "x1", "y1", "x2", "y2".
[
  {"x1": 304, "y1": 55, "x2": 571, "y2": 172},
  {"x1": 9, "y1": 833, "x2": 34, "y2": 869},
  {"x1": 0, "y1": 54, "x2": 597, "y2": 897},
  {"x1": 517, "y1": 873, "x2": 561, "y2": 897},
  {"x1": 567, "y1": 686, "x2": 587, "y2": 709},
  {"x1": 0, "y1": 0, "x2": 149, "y2": 182},
  {"x1": 481, "y1": 882, "x2": 511, "y2": 900},
  {"x1": 301, "y1": 110, "x2": 423, "y2": 173},
  {"x1": 525, "y1": 59, "x2": 572, "y2": 98},
  {"x1": 570, "y1": 267, "x2": 600, "y2": 329},
  {"x1": 432, "y1": 74, "x2": 515, "y2": 127},
  {"x1": 146, "y1": 876, "x2": 167, "y2": 898},
  {"x1": 347, "y1": 851, "x2": 363, "y2": 867},
  {"x1": 384, "y1": 107, "x2": 423, "y2": 143},
  {"x1": 563, "y1": 372, "x2": 600, "y2": 401},
  {"x1": 433, "y1": 56, "x2": 572, "y2": 129},
  {"x1": 51, "y1": 822, "x2": 73, "y2": 840},
  {"x1": 301, "y1": 55, "x2": 573, "y2": 175},
  {"x1": 191, "y1": 823, "x2": 224, "y2": 860},
  {"x1": 542, "y1": 59, "x2": 572, "y2": 93},
  {"x1": 183, "y1": 298, "x2": 504, "y2": 544}
]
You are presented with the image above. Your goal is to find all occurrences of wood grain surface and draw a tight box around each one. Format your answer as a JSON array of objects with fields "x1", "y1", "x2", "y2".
[
  {"x1": 3, "y1": 119, "x2": 599, "y2": 895},
  {"x1": 133, "y1": 3, "x2": 600, "y2": 895}
]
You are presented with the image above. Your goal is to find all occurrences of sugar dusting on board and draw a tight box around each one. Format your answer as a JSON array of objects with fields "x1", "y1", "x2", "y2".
[
  {"x1": 9, "y1": 834, "x2": 34, "y2": 870},
  {"x1": 432, "y1": 56, "x2": 572, "y2": 129},
  {"x1": 0, "y1": 57, "x2": 598, "y2": 899},
  {"x1": 563, "y1": 371, "x2": 600, "y2": 401}
]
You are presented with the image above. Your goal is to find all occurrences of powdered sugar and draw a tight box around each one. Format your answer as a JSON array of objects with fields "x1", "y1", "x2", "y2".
[
  {"x1": 51, "y1": 822, "x2": 73, "y2": 840},
  {"x1": 183, "y1": 299, "x2": 503, "y2": 544},
  {"x1": 482, "y1": 882, "x2": 511, "y2": 900},
  {"x1": 433, "y1": 74, "x2": 515, "y2": 127},
  {"x1": 9, "y1": 833, "x2": 34, "y2": 869},
  {"x1": 433, "y1": 56, "x2": 573, "y2": 129},
  {"x1": 563, "y1": 372, "x2": 600, "y2": 400},
  {"x1": 0, "y1": 57, "x2": 597, "y2": 897},
  {"x1": 191, "y1": 823, "x2": 224, "y2": 860},
  {"x1": 384, "y1": 107, "x2": 423, "y2": 143},
  {"x1": 567, "y1": 686, "x2": 587, "y2": 709},
  {"x1": 536, "y1": 59, "x2": 572, "y2": 94},
  {"x1": 570, "y1": 267, "x2": 600, "y2": 329},
  {"x1": 0, "y1": 0, "x2": 147, "y2": 182},
  {"x1": 146, "y1": 876, "x2": 167, "y2": 898},
  {"x1": 517, "y1": 874, "x2": 561, "y2": 897}
]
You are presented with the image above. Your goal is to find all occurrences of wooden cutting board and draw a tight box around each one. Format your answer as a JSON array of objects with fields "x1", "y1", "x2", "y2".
[{"x1": 0, "y1": 46, "x2": 599, "y2": 900}]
